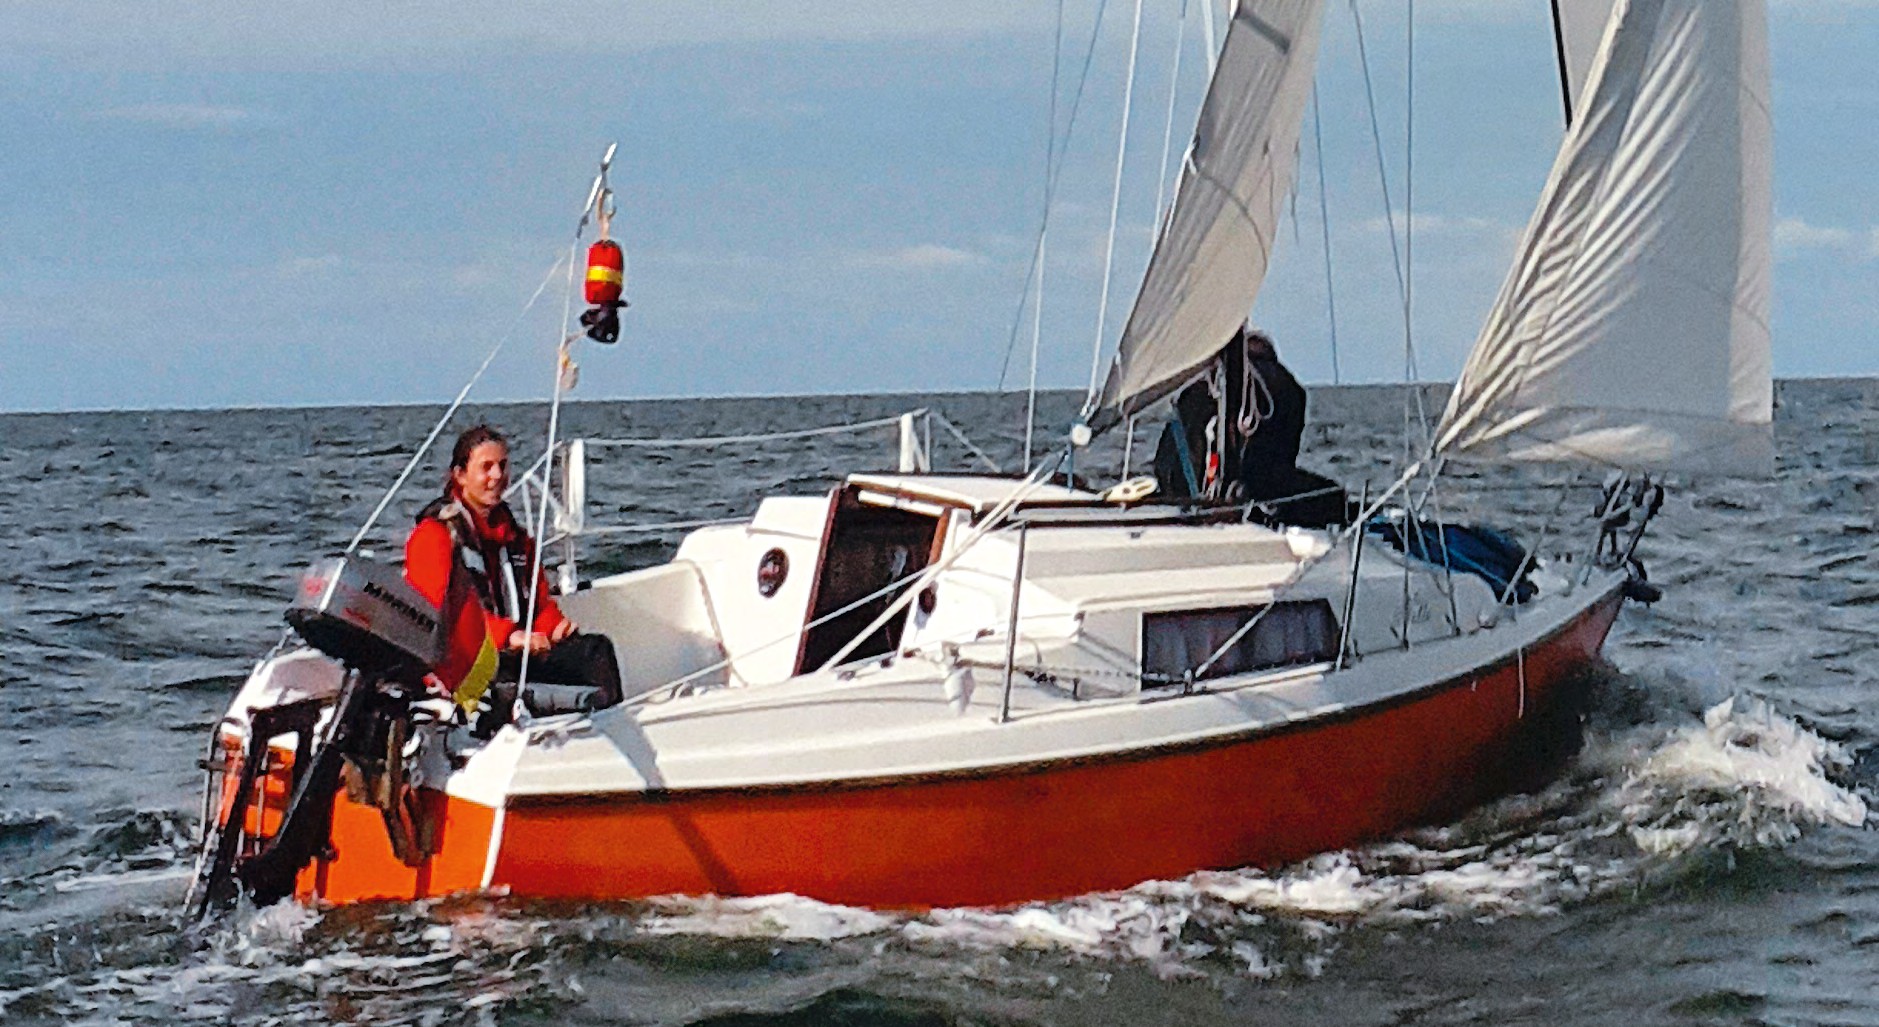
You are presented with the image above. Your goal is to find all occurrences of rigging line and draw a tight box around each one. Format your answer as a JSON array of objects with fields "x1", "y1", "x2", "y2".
[
  {"x1": 517, "y1": 154, "x2": 610, "y2": 700},
  {"x1": 1548, "y1": 0, "x2": 1576, "y2": 128},
  {"x1": 575, "y1": 516, "x2": 751, "y2": 537},
  {"x1": 819, "y1": 452, "x2": 1068, "y2": 673},
  {"x1": 996, "y1": 0, "x2": 1115, "y2": 392},
  {"x1": 344, "y1": 254, "x2": 569, "y2": 555},
  {"x1": 1311, "y1": 86, "x2": 1340, "y2": 386},
  {"x1": 1025, "y1": 0, "x2": 1070, "y2": 472},
  {"x1": 1086, "y1": 0, "x2": 1148, "y2": 404},
  {"x1": 1025, "y1": 230, "x2": 1047, "y2": 472},
  {"x1": 1192, "y1": 458, "x2": 1425, "y2": 679},
  {"x1": 1200, "y1": 0, "x2": 1218, "y2": 77},
  {"x1": 1152, "y1": 0, "x2": 1194, "y2": 236},
  {"x1": 1349, "y1": 0, "x2": 1429, "y2": 464},
  {"x1": 931, "y1": 410, "x2": 1006, "y2": 473},
  {"x1": 627, "y1": 452, "x2": 1070, "y2": 705},
  {"x1": 1403, "y1": 0, "x2": 1431, "y2": 457}
]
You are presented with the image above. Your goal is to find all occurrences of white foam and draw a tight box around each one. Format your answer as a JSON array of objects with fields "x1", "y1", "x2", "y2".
[
  {"x1": 150, "y1": 692, "x2": 1832, "y2": 997},
  {"x1": 637, "y1": 893, "x2": 896, "y2": 940},
  {"x1": 863, "y1": 693, "x2": 1868, "y2": 978},
  {"x1": 52, "y1": 865, "x2": 193, "y2": 894},
  {"x1": 1620, "y1": 695, "x2": 1868, "y2": 853}
]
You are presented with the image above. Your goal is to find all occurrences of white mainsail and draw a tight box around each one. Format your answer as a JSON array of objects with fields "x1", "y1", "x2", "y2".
[
  {"x1": 1434, "y1": 0, "x2": 1773, "y2": 477},
  {"x1": 1089, "y1": 0, "x2": 1325, "y2": 431},
  {"x1": 1554, "y1": 0, "x2": 1622, "y2": 123}
]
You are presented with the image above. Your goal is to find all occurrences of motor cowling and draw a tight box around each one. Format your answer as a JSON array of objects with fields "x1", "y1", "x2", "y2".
[{"x1": 284, "y1": 556, "x2": 443, "y2": 681}]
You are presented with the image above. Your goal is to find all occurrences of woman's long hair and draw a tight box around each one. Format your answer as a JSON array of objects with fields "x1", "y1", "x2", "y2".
[{"x1": 445, "y1": 424, "x2": 509, "y2": 493}]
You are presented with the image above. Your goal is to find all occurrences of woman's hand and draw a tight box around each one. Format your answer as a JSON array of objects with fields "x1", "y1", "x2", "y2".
[
  {"x1": 507, "y1": 629, "x2": 552, "y2": 654},
  {"x1": 549, "y1": 619, "x2": 576, "y2": 644}
]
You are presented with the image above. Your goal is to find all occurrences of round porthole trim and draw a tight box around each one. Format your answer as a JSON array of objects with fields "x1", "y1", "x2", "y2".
[{"x1": 757, "y1": 548, "x2": 789, "y2": 597}]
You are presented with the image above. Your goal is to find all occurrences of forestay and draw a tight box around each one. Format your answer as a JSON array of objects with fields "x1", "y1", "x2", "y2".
[
  {"x1": 1435, "y1": 0, "x2": 1773, "y2": 477},
  {"x1": 1553, "y1": 0, "x2": 1622, "y2": 124},
  {"x1": 1089, "y1": 0, "x2": 1325, "y2": 432}
]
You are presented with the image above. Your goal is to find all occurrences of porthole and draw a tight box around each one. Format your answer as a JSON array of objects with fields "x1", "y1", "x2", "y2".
[{"x1": 757, "y1": 548, "x2": 789, "y2": 597}]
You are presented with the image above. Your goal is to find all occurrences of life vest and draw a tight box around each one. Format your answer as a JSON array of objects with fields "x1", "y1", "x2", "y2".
[
  {"x1": 417, "y1": 497, "x2": 539, "y2": 625},
  {"x1": 412, "y1": 496, "x2": 546, "y2": 711}
]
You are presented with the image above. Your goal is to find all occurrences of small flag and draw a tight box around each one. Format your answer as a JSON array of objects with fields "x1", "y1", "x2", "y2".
[
  {"x1": 455, "y1": 630, "x2": 499, "y2": 713},
  {"x1": 558, "y1": 344, "x2": 580, "y2": 393}
]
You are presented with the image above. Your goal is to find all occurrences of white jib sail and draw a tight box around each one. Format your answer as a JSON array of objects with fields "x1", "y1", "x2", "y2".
[
  {"x1": 1555, "y1": 0, "x2": 1622, "y2": 123},
  {"x1": 1090, "y1": 0, "x2": 1325, "y2": 431},
  {"x1": 1434, "y1": 0, "x2": 1773, "y2": 477}
]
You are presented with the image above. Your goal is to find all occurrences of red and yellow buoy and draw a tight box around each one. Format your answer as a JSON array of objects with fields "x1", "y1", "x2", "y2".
[{"x1": 584, "y1": 240, "x2": 624, "y2": 307}]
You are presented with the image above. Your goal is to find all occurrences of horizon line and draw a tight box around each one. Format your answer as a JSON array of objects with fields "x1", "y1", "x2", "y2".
[{"x1": 0, "y1": 373, "x2": 1868, "y2": 417}]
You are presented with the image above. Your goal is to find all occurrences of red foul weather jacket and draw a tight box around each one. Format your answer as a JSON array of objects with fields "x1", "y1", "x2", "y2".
[{"x1": 404, "y1": 494, "x2": 566, "y2": 691}]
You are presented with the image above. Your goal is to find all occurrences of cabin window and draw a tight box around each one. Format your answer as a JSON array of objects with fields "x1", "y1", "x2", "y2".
[{"x1": 1141, "y1": 600, "x2": 1339, "y2": 685}]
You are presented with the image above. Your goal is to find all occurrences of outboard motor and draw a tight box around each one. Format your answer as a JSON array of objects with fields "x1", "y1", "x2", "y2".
[
  {"x1": 189, "y1": 557, "x2": 443, "y2": 919},
  {"x1": 286, "y1": 556, "x2": 443, "y2": 678}
]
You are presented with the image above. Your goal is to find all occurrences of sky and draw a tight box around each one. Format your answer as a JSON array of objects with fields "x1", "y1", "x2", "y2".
[{"x1": 1, "y1": 1, "x2": 1875, "y2": 413}]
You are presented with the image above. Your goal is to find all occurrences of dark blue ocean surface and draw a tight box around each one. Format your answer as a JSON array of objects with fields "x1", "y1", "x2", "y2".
[{"x1": 0, "y1": 382, "x2": 1873, "y2": 1025}]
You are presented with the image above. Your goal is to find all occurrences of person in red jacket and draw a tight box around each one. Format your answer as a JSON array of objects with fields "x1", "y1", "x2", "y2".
[{"x1": 405, "y1": 425, "x2": 621, "y2": 729}]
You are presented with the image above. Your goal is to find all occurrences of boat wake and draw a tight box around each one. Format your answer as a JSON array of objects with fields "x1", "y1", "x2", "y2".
[
  {"x1": 0, "y1": 687, "x2": 1864, "y2": 1024},
  {"x1": 633, "y1": 686, "x2": 1869, "y2": 981}
]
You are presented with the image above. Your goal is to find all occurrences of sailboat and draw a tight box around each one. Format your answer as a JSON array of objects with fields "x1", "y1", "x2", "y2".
[{"x1": 188, "y1": 0, "x2": 1770, "y2": 912}]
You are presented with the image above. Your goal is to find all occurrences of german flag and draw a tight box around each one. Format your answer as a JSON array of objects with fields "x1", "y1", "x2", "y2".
[{"x1": 454, "y1": 629, "x2": 499, "y2": 713}]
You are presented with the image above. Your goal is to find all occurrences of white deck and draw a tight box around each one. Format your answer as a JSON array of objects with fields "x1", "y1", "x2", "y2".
[
  {"x1": 449, "y1": 567, "x2": 1619, "y2": 804},
  {"x1": 224, "y1": 473, "x2": 1613, "y2": 816},
  {"x1": 438, "y1": 473, "x2": 1611, "y2": 806}
]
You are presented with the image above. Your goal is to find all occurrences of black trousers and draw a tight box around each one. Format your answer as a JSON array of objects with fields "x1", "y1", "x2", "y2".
[{"x1": 479, "y1": 633, "x2": 624, "y2": 735}]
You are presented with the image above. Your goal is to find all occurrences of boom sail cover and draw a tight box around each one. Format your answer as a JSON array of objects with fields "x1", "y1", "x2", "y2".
[
  {"x1": 1090, "y1": 0, "x2": 1325, "y2": 431},
  {"x1": 1435, "y1": 0, "x2": 1773, "y2": 476}
]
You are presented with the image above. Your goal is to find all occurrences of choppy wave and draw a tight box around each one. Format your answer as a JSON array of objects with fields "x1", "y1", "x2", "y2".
[
  {"x1": 629, "y1": 693, "x2": 1868, "y2": 983},
  {"x1": 4, "y1": 385, "x2": 1877, "y2": 1025}
]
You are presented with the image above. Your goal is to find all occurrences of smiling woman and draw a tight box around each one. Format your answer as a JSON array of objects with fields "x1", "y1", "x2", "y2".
[{"x1": 403, "y1": 425, "x2": 623, "y2": 727}]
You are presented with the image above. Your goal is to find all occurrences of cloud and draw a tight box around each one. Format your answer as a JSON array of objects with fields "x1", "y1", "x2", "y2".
[
  {"x1": 852, "y1": 244, "x2": 990, "y2": 270},
  {"x1": 1361, "y1": 211, "x2": 1512, "y2": 238},
  {"x1": 1772, "y1": 216, "x2": 1874, "y2": 262},
  {"x1": 4, "y1": 2, "x2": 1051, "y2": 72},
  {"x1": 1774, "y1": 216, "x2": 1854, "y2": 251},
  {"x1": 88, "y1": 103, "x2": 257, "y2": 130}
]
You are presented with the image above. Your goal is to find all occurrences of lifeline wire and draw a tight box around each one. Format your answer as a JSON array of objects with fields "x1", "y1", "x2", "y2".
[
  {"x1": 1191, "y1": 458, "x2": 1424, "y2": 679},
  {"x1": 818, "y1": 453, "x2": 1069, "y2": 672},
  {"x1": 622, "y1": 452, "x2": 1069, "y2": 706},
  {"x1": 584, "y1": 413, "x2": 909, "y2": 448},
  {"x1": 585, "y1": 409, "x2": 1000, "y2": 471}
]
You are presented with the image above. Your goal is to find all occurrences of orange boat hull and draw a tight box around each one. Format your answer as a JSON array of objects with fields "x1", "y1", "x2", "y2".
[{"x1": 297, "y1": 590, "x2": 1621, "y2": 908}]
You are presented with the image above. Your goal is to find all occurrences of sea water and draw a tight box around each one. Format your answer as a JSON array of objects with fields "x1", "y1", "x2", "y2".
[{"x1": 0, "y1": 382, "x2": 1873, "y2": 1025}]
